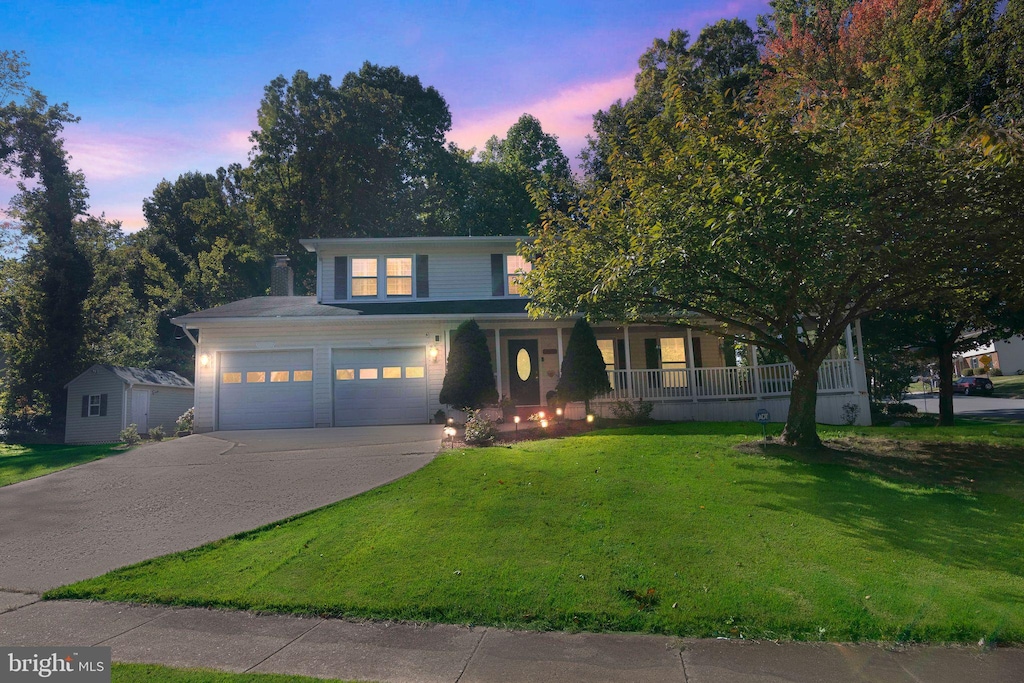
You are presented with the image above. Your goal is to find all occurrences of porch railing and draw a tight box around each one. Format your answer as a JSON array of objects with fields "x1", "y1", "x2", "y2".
[{"x1": 600, "y1": 359, "x2": 855, "y2": 402}]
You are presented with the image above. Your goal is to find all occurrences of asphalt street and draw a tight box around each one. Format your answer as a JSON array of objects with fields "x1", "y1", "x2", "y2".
[{"x1": 905, "y1": 393, "x2": 1024, "y2": 420}]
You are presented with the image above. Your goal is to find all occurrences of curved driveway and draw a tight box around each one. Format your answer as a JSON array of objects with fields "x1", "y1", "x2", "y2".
[{"x1": 0, "y1": 425, "x2": 441, "y2": 594}]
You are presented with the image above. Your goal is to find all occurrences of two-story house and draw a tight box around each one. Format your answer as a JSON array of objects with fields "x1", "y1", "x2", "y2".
[{"x1": 174, "y1": 236, "x2": 871, "y2": 432}]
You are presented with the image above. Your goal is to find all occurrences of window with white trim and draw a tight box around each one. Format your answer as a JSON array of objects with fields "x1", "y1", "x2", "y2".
[
  {"x1": 89, "y1": 394, "x2": 102, "y2": 416},
  {"x1": 506, "y1": 255, "x2": 532, "y2": 296},
  {"x1": 351, "y1": 258, "x2": 378, "y2": 297},
  {"x1": 386, "y1": 257, "x2": 412, "y2": 296}
]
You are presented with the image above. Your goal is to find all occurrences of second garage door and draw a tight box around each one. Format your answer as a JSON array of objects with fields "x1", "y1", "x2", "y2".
[
  {"x1": 333, "y1": 348, "x2": 428, "y2": 426},
  {"x1": 219, "y1": 350, "x2": 315, "y2": 430}
]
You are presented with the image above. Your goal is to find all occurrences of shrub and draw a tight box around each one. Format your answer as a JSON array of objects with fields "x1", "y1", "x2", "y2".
[
  {"x1": 992, "y1": 367, "x2": 1004, "y2": 376},
  {"x1": 175, "y1": 407, "x2": 194, "y2": 434},
  {"x1": 610, "y1": 399, "x2": 654, "y2": 424},
  {"x1": 556, "y1": 319, "x2": 612, "y2": 413},
  {"x1": 149, "y1": 425, "x2": 165, "y2": 442},
  {"x1": 433, "y1": 409, "x2": 447, "y2": 424},
  {"x1": 439, "y1": 319, "x2": 498, "y2": 410},
  {"x1": 885, "y1": 402, "x2": 918, "y2": 415},
  {"x1": 963, "y1": 368, "x2": 974, "y2": 376},
  {"x1": 841, "y1": 402, "x2": 860, "y2": 426},
  {"x1": 463, "y1": 410, "x2": 497, "y2": 445},
  {"x1": 0, "y1": 391, "x2": 51, "y2": 436},
  {"x1": 120, "y1": 424, "x2": 141, "y2": 447}
]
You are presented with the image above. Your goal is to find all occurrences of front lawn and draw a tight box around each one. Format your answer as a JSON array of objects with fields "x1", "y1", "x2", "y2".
[
  {"x1": 993, "y1": 373, "x2": 1024, "y2": 398},
  {"x1": 0, "y1": 442, "x2": 120, "y2": 486},
  {"x1": 49, "y1": 422, "x2": 1024, "y2": 644}
]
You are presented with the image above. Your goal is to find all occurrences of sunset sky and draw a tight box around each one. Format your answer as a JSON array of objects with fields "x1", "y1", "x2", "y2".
[{"x1": 2, "y1": 0, "x2": 767, "y2": 231}]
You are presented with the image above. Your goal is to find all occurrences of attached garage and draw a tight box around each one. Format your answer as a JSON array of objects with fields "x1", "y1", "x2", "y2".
[
  {"x1": 218, "y1": 350, "x2": 314, "y2": 430},
  {"x1": 333, "y1": 347, "x2": 428, "y2": 426}
]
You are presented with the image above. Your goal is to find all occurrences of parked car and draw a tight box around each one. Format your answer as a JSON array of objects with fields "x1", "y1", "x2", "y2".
[{"x1": 953, "y1": 376, "x2": 995, "y2": 396}]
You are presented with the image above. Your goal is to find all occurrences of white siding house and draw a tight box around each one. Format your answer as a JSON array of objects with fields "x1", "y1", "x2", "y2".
[
  {"x1": 173, "y1": 236, "x2": 872, "y2": 432},
  {"x1": 64, "y1": 365, "x2": 194, "y2": 444}
]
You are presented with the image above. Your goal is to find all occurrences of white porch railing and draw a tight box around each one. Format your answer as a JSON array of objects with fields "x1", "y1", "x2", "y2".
[{"x1": 600, "y1": 359, "x2": 855, "y2": 402}]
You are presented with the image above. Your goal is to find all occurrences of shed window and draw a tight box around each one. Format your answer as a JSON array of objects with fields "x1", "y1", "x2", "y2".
[
  {"x1": 89, "y1": 395, "x2": 102, "y2": 416},
  {"x1": 81, "y1": 393, "x2": 108, "y2": 418}
]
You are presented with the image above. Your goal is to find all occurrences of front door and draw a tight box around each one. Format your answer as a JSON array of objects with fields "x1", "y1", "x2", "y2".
[
  {"x1": 508, "y1": 339, "x2": 540, "y2": 406},
  {"x1": 132, "y1": 389, "x2": 150, "y2": 434}
]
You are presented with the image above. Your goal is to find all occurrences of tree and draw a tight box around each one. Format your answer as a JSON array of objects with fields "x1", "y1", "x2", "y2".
[
  {"x1": 524, "y1": 5, "x2": 1023, "y2": 447},
  {"x1": 0, "y1": 52, "x2": 93, "y2": 430},
  {"x1": 439, "y1": 319, "x2": 498, "y2": 410},
  {"x1": 555, "y1": 319, "x2": 611, "y2": 413}
]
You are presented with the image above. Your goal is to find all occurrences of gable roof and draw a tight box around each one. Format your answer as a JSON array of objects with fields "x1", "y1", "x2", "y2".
[{"x1": 65, "y1": 364, "x2": 194, "y2": 389}]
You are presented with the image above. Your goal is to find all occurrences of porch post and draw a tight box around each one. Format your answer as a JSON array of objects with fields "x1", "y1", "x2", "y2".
[
  {"x1": 623, "y1": 325, "x2": 633, "y2": 397},
  {"x1": 751, "y1": 343, "x2": 762, "y2": 399},
  {"x1": 844, "y1": 324, "x2": 855, "y2": 390},
  {"x1": 494, "y1": 327, "x2": 502, "y2": 399},
  {"x1": 686, "y1": 328, "x2": 698, "y2": 402},
  {"x1": 556, "y1": 326, "x2": 564, "y2": 369},
  {"x1": 855, "y1": 318, "x2": 865, "y2": 361}
]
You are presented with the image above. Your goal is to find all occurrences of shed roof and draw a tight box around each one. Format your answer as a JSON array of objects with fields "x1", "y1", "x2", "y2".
[{"x1": 102, "y1": 366, "x2": 193, "y2": 388}]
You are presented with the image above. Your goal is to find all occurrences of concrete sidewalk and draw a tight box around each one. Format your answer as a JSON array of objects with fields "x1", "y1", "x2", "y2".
[{"x1": 2, "y1": 594, "x2": 1022, "y2": 682}]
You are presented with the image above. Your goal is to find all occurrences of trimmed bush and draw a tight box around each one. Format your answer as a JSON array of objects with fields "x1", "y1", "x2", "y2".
[
  {"x1": 992, "y1": 367, "x2": 1004, "y2": 376},
  {"x1": 556, "y1": 319, "x2": 612, "y2": 413},
  {"x1": 611, "y1": 399, "x2": 654, "y2": 424},
  {"x1": 119, "y1": 424, "x2": 141, "y2": 447},
  {"x1": 149, "y1": 425, "x2": 165, "y2": 442},
  {"x1": 885, "y1": 402, "x2": 918, "y2": 415},
  {"x1": 439, "y1": 319, "x2": 498, "y2": 410},
  {"x1": 963, "y1": 368, "x2": 975, "y2": 376},
  {"x1": 175, "y1": 407, "x2": 194, "y2": 434}
]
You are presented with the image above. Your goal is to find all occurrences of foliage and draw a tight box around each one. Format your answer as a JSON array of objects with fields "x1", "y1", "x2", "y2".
[
  {"x1": 555, "y1": 319, "x2": 612, "y2": 412},
  {"x1": 963, "y1": 368, "x2": 975, "y2": 377},
  {"x1": 0, "y1": 390, "x2": 51, "y2": 437},
  {"x1": 840, "y1": 402, "x2": 860, "y2": 426},
  {"x1": 463, "y1": 410, "x2": 497, "y2": 445},
  {"x1": 175, "y1": 407, "x2": 194, "y2": 435},
  {"x1": 609, "y1": 399, "x2": 654, "y2": 424},
  {"x1": 439, "y1": 319, "x2": 498, "y2": 410},
  {"x1": 52, "y1": 421, "x2": 1024, "y2": 644},
  {"x1": 992, "y1": 367, "x2": 1004, "y2": 376},
  {"x1": 886, "y1": 402, "x2": 919, "y2": 416},
  {"x1": 119, "y1": 424, "x2": 141, "y2": 447},
  {"x1": 148, "y1": 425, "x2": 165, "y2": 442},
  {"x1": 525, "y1": 4, "x2": 1024, "y2": 447}
]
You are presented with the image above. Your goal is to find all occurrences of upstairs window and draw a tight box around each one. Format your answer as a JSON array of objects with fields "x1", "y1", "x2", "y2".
[
  {"x1": 351, "y1": 258, "x2": 378, "y2": 297},
  {"x1": 506, "y1": 255, "x2": 532, "y2": 296},
  {"x1": 386, "y1": 257, "x2": 412, "y2": 296}
]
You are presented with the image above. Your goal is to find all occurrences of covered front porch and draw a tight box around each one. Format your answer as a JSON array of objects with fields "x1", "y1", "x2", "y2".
[{"x1": 472, "y1": 319, "x2": 870, "y2": 426}]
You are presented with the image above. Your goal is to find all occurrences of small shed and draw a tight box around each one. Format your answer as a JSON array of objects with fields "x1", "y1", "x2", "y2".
[{"x1": 64, "y1": 365, "x2": 194, "y2": 444}]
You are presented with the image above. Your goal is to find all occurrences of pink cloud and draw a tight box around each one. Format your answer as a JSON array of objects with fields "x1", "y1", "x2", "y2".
[{"x1": 448, "y1": 73, "x2": 636, "y2": 161}]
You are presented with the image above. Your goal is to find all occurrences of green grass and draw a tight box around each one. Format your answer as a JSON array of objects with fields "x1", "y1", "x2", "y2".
[
  {"x1": 993, "y1": 374, "x2": 1024, "y2": 398},
  {"x1": 113, "y1": 663, "x2": 357, "y2": 683},
  {"x1": 49, "y1": 422, "x2": 1024, "y2": 644},
  {"x1": 0, "y1": 442, "x2": 120, "y2": 486}
]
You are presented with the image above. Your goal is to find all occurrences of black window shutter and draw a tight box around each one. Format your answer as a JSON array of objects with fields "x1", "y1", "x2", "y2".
[
  {"x1": 334, "y1": 256, "x2": 348, "y2": 299},
  {"x1": 82, "y1": 395, "x2": 89, "y2": 418},
  {"x1": 491, "y1": 254, "x2": 505, "y2": 296},
  {"x1": 692, "y1": 337, "x2": 703, "y2": 368},
  {"x1": 644, "y1": 339, "x2": 660, "y2": 369},
  {"x1": 99, "y1": 394, "x2": 108, "y2": 417},
  {"x1": 416, "y1": 255, "x2": 429, "y2": 297}
]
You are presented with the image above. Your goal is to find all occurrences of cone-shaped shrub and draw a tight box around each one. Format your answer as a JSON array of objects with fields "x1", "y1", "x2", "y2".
[
  {"x1": 556, "y1": 319, "x2": 612, "y2": 412},
  {"x1": 439, "y1": 319, "x2": 498, "y2": 410}
]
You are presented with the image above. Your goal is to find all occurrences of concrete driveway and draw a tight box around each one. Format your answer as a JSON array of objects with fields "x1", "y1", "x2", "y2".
[{"x1": 0, "y1": 425, "x2": 442, "y2": 594}]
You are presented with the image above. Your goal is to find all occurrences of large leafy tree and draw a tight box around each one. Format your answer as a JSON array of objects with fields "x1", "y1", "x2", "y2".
[
  {"x1": 0, "y1": 51, "x2": 93, "y2": 429},
  {"x1": 524, "y1": 5, "x2": 1023, "y2": 447}
]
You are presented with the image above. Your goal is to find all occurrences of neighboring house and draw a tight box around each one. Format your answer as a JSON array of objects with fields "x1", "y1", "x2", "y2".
[
  {"x1": 172, "y1": 236, "x2": 871, "y2": 433},
  {"x1": 64, "y1": 365, "x2": 195, "y2": 444},
  {"x1": 955, "y1": 335, "x2": 1024, "y2": 376}
]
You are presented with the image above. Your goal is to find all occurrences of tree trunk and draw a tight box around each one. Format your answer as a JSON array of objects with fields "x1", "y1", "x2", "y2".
[
  {"x1": 936, "y1": 341, "x2": 956, "y2": 427},
  {"x1": 781, "y1": 363, "x2": 822, "y2": 448}
]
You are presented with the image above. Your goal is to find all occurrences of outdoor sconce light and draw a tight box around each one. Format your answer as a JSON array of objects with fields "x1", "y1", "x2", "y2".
[
  {"x1": 540, "y1": 419, "x2": 549, "y2": 429},
  {"x1": 555, "y1": 407, "x2": 563, "y2": 418},
  {"x1": 199, "y1": 354, "x2": 210, "y2": 367},
  {"x1": 586, "y1": 414, "x2": 595, "y2": 423},
  {"x1": 429, "y1": 345, "x2": 439, "y2": 362},
  {"x1": 444, "y1": 426, "x2": 457, "y2": 447}
]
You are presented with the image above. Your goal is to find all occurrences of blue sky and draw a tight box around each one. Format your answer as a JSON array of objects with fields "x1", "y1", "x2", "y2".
[{"x1": 2, "y1": 0, "x2": 768, "y2": 230}]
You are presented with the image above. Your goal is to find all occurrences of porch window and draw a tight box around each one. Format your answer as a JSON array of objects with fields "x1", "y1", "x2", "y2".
[
  {"x1": 352, "y1": 258, "x2": 378, "y2": 297},
  {"x1": 506, "y1": 255, "x2": 532, "y2": 296},
  {"x1": 660, "y1": 338, "x2": 688, "y2": 369},
  {"x1": 597, "y1": 339, "x2": 615, "y2": 371},
  {"x1": 386, "y1": 257, "x2": 412, "y2": 296}
]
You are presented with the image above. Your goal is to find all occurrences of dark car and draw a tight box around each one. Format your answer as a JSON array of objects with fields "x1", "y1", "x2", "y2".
[{"x1": 953, "y1": 376, "x2": 994, "y2": 396}]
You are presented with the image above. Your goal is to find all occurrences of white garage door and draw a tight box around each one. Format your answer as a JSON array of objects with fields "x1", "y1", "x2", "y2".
[
  {"x1": 333, "y1": 348, "x2": 428, "y2": 426},
  {"x1": 219, "y1": 350, "x2": 315, "y2": 430}
]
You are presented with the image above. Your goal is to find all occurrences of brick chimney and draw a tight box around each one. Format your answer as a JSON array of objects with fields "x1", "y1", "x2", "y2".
[{"x1": 270, "y1": 254, "x2": 294, "y2": 296}]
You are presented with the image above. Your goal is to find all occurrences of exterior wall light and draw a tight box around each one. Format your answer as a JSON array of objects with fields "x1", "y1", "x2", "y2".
[
  {"x1": 429, "y1": 345, "x2": 439, "y2": 362},
  {"x1": 200, "y1": 354, "x2": 210, "y2": 367}
]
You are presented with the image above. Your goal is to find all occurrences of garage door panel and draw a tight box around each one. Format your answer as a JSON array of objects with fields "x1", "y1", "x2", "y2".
[
  {"x1": 219, "y1": 351, "x2": 314, "y2": 430},
  {"x1": 333, "y1": 348, "x2": 427, "y2": 427}
]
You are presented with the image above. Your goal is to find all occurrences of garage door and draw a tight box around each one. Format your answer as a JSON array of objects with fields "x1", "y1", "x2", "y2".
[
  {"x1": 219, "y1": 350, "x2": 314, "y2": 430},
  {"x1": 333, "y1": 348, "x2": 428, "y2": 426}
]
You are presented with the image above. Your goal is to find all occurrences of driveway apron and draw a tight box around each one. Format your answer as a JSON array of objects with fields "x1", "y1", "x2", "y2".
[{"x1": 0, "y1": 425, "x2": 441, "y2": 593}]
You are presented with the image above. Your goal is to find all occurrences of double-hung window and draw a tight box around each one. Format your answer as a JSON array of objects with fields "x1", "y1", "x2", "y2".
[
  {"x1": 386, "y1": 257, "x2": 412, "y2": 297},
  {"x1": 506, "y1": 255, "x2": 532, "y2": 296},
  {"x1": 89, "y1": 395, "x2": 102, "y2": 416},
  {"x1": 351, "y1": 258, "x2": 378, "y2": 297}
]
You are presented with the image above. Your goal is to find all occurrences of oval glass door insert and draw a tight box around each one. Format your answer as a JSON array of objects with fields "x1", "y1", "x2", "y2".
[{"x1": 516, "y1": 348, "x2": 532, "y2": 381}]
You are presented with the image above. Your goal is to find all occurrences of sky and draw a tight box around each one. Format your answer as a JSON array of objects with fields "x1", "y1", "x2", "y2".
[{"x1": 2, "y1": 0, "x2": 768, "y2": 231}]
